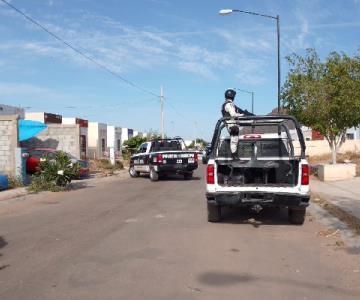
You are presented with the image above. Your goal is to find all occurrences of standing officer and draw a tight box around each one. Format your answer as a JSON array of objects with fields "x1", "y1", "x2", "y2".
[{"x1": 221, "y1": 89, "x2": 254, "y2": 155}]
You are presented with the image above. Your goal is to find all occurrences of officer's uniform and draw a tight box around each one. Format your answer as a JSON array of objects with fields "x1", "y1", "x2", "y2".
[{"x1": 221, "y1": 99, "x2": 254, "y2": 155}]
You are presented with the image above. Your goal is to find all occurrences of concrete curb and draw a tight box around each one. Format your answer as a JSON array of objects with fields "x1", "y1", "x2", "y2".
[
  {"x1": 311, "y1": 192, "x2": 360, "y2": 235},
  {"x1": 0, "y1": 170, "x2": 129, "y2": 202},
  {"x1": 0, "y1": 187, "x2": 28, "y2": 202}
]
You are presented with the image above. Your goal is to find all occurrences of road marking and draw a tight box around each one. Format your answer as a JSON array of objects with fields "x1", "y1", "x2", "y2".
[{"x1": 155, "y1": 214, "x2": 164, "y2": 219}]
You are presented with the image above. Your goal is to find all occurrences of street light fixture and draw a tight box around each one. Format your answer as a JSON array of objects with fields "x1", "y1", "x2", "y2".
[
  {"x1": 219, "y1": 8, "x2": 281, "y2": 113},
  {"x1": 234, "y1": 88, "x2": 254, "y2": 114}
]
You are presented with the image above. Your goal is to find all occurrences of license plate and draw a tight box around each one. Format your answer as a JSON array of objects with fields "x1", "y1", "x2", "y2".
[
  {"x1": 177, "y1": 159, "x2": 182, "y2": 164},
  {"x1": 188, "y1": 158, "x2": 194, "y2": 163}
]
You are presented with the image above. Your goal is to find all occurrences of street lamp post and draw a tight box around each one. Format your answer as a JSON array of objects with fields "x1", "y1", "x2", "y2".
[
  {"x1": 219, "y1": 9, "x2": 281, "y2": 113},
  {"x1": 235, "y1": 88, "x2": 254, "y2": 114}
]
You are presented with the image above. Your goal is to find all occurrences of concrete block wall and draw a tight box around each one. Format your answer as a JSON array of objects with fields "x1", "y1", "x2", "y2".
[
  {"x1": 21, "y1": 124, "x2": 82, "y2": 158},
  {"x1": 0, "y1": 115, "x2": 19, "y2": 176}
]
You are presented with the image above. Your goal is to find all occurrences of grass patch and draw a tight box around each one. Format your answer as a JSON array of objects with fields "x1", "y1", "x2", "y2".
[
  {"x1": 27, "y1": 176, "x2": 65, "y2": 193},
  {"x1": 89, "y1": 159, "x2": 125, "y2": 175},
  {"x1": 7, "y1": 176, "x2": 24, "y2": 189}
]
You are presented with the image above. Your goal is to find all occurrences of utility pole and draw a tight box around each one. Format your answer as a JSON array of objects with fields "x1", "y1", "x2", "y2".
[
  {"x1": 194, "y1": 121, "x2": 198, "y2": 148},
  {"x1": 160, "y1": 86, "x2": 164, "y2": 138},
  {"x1": 251, "y1": 91, "x2": 254, "y2": 114},
  {"x1": 276, "y1": 15, "x2": 281, "y2": 113}
]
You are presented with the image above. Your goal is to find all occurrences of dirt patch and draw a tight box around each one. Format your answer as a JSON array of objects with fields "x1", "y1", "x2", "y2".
[
  {"x1": 89, "y1": 159, "x2": 127, "y2": 177},
  {"x1": 312, "y1": 194, "x2": 360, "y2": 235}
]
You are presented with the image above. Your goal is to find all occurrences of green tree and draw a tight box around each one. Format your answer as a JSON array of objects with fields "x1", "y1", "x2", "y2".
[
  {"x1": 188, "y1": 138, "x2": 207, "y2": 149},
  {"x1": 123, "y1": 135, "x2": 147, "y2": 152},
  {"x1": 282, "y1": 49, "x2": 360, "y2": 164}
]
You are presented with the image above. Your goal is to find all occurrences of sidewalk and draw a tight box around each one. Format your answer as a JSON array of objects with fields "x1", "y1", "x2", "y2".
[{"x1": 311, "y1": 177, "x2": 360, "y2": 220}]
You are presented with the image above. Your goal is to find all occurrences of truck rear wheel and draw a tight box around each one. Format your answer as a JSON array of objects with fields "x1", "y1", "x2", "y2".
[
  {"x1": 129, "y1": 166, "x2": 139, "y2": 178},
  {"x1": 149, "y1": 168, "x2": 159, "y2": 182},
  {"x1": 288, "y1": 208, "x2": 306, "y2": 225},
  {"x1": 207, "y1": 203, "x2": 221, "y2": 222}
]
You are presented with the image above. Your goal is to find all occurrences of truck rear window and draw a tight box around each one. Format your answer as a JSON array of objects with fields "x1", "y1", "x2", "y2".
[
  {"x1": 218, "y1": 139, "x2": 290, "y2": 158},
  {"x1": 151, "y1": 140, "x2": 182, "y2": 152}
]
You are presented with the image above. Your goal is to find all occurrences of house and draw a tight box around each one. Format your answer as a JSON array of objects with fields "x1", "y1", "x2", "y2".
[
  {"x1": 121, "y1": 128, "x2": 134, "y2": 145},
  {"x1": 107, "y1": 126, "x2": 122, "y2": 158},
  {"x1": 0, "y1": 114, "x2": 20, "y2": 177},
  {"x1": 346, "y1": 127, "x2": 360, "y2": 140},
  {"x1": 62, "y1": 118, "x2": 89, "y2": 159},
  {"x1": 88, "y1": 122, "x2": 107, "y2": 159},
  {"x1": 128, "y1": 129, "x2": 134, "y2": 139},
  {"x1": 25, "y1": 112, "x2": 62, "y2": 124},
  {"x1": 0, "y1": 104, "x2": 25, "y2": 119},
  {"x1": 21, "y1": 122, "x2": 87, "y2": 160}
]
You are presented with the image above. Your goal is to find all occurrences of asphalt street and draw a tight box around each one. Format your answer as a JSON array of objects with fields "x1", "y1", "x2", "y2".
[{"x1": 0, "y1": 166, "x2": 359, "y2": 300}]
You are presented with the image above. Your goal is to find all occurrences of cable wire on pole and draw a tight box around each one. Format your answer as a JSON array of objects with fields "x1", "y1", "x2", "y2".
[{"x1": 0, "y1": 0, "x2": 160, "y2": 98}]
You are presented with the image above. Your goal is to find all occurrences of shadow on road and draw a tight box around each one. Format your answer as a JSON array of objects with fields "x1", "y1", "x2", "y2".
[
  {"x1": 135, "y1": 174, "x2": 202, "y2": 181},
  {"x1": 220, "y1": 207, "x2": 291, "y2": 227},
  {"x1": 197, "y1": 271, "x2": 356, "y2": 297},
  {"x1": 0, "y1": 236, "x2": 7, "y2": 249},
  {"x1": 69, "y1": 182, "x2": 95, "y2": 191},
  {"x1": 0, "y1": 236, "x2": 10, "y2": 271}
]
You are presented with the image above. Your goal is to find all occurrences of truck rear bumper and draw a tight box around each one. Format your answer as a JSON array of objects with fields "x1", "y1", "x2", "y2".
[
  {"x1": 206, "y1": 191, "x2": 310, "y2": 208},
  {"x1": 156, "y1": 163, "x2": 198, "y2": 173}
]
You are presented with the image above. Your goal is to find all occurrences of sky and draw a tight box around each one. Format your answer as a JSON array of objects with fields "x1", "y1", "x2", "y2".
[{"x1": 0, "y1": 0, "x2": 360, "y2": 140}]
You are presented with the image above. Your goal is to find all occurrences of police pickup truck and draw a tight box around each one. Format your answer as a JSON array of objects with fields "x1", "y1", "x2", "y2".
[
  {"x1": 129, "y1": 138, "x2": 198, "y2": 181},
  {"x1": 206, "y1": 115, "x2": 310, "y2": 224}
]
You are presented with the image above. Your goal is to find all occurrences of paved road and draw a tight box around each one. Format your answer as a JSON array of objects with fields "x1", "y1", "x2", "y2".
[{"x1": 0, "y1": 167, "x2": 359, "y2": 299}]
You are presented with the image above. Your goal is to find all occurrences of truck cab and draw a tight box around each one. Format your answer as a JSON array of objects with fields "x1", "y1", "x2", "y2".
[{"x1": 129, "y1": 138, "x2": 198, "y2": 181}]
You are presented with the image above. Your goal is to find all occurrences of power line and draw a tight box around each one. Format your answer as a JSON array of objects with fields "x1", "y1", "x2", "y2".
[
  {"x1": 1, "y1": 0, "x2": 204, "y2": 137},
  {"x1": 0, "y1": 0, "x2": 160, "y2": 98}
]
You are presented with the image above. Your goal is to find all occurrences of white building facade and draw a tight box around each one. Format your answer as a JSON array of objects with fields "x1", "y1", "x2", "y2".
[
  {"x1": 88, "y1": 122, "x2": 107, "y2": 159},
  {"x1": 107, "y1": 126, "x2": 122, "y2": 161}
]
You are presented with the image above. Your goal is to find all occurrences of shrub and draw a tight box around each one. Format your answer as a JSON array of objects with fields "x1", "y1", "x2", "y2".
[{"x1": 28, "y1": 151, "x2": 80, "y2": 192}]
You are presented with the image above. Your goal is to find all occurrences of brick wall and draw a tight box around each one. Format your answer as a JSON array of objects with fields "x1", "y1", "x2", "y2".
[
  {"x1": 0, "y1": 115, "x2": 19, "y2": 176},
  {"x1": 21, "y1": 124, "x2": 82, "y2": 158}
]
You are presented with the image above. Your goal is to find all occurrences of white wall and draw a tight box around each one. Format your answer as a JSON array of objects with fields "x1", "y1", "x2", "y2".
[
  {"x1": 293, "y1": 139, "x2": 360, "y2": 157},
  {"x1": 121, "y1": 127, "x2": 129, "y2": 145},
  {"x1": 25, "y1": 112, "x2": 45, "y2": 123},
  {"x1": 62, "y1": 117, "x2": 76, "y2": 125},
  {"x1": 88, "y1": 122, "x2": 107, "y2": 159}
]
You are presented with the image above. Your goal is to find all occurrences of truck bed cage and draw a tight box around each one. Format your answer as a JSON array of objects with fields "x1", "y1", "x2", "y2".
[{"x1": 210, "y1": 115, "x2": 306, "y2": 159}]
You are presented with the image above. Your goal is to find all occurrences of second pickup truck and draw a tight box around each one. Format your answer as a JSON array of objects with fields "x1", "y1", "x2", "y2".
[{"x1": 129, "y1": 138, "x2": 198, "y2": 181}]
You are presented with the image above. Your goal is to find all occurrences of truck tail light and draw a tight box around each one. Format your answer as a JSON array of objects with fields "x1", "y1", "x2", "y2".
[
  {"x1": 301, "y1": 164, "x2": 309, "y2": 185},
  {"x1": 207, "y1": 164, "x2": 215, "y2": 184},
  {"x1": 194, "y1": 153, "x2": 198, "y2": 161},
  {"x1": 157, "y1": 154, "x2": 163, "y2": 163}
]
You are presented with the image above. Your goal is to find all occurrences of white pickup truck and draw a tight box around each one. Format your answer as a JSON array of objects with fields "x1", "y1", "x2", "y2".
[{"x1": 205, "y1": 115, "x2": 310, "y2": 224}]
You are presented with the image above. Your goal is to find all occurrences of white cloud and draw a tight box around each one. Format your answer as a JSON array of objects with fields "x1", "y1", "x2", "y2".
[
  {"x1": 0, "y1": 10, "x2": 277, "y2": 84},
  {"x1": 0, "y1": 82, "x2": 52, "y2": 96}
]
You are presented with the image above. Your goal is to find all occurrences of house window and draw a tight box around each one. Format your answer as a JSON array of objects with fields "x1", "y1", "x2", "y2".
[
  {"x1": 346, "y1": 133, "x2": 354, "y2": 140},
  {"x1": 117, "y1": 139, "x2": 121, "y2": 151},
  {"x1": 101, "y1": 138, "x2": 106, "y2": 152},
  {"x1": 80, "y1": 135, "x2": 87, "y2": 158}
]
